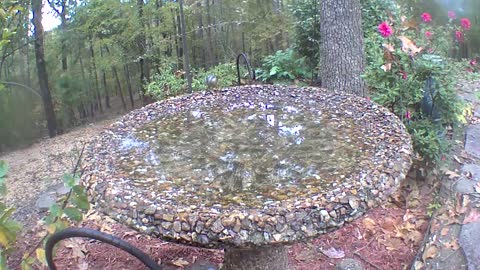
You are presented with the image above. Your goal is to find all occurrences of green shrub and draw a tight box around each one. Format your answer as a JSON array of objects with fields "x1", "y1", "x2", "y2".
[
  {"x1": 362, "y1": 7, "x2": 469, "y2": 162},
  {"x1": 256, "y1": 49, "x2": 310, "y2": 83}
]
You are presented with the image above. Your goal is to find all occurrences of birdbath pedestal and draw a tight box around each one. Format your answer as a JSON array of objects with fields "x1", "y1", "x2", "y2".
[{"x1": 83, "y1": 85, "x2": 413, "y2": 270}]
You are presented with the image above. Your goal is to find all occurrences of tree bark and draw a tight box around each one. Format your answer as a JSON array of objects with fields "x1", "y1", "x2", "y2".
[
  {"x1": 223, "y1": 246, "x2": 290, "y2": 270},
  {"x1": 137, "y1": 0, "x2": 149, "y2": 103},
  {"x1": 179, "y1": 0, "x2": 192, "y2": 93},
  {"x1": 205, "y1": 0, "x2": 214, "y2": 67},
  {"x1": 124, "y1": 61, "x2": 135, "y2": 109},
  {"x1": 88, "y1": 34, "x2": 103, "y2": 112},
  {"x1": 32, "y1": 0, "x2": 57, "y2": 138},
  {"x1": 100, "y1": 47, "x2": 111, "y2": 109},
  {"x1": 113, "y1": 66, "x2": 127, "y2": 111},
  {"x1": 320, "y1": 0, "x2": 367, "y2": 96}
]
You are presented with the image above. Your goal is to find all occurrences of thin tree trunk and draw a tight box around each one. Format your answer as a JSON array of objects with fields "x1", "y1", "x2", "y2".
[
  {"x1": 124, "y1": 61, "x2": 135, "y2": 109},
  {"x1": 32, "y1": 0, "x2": 57, "y2": 138},
  {"x1": 58, "y1": 0, "x2": 68, "y2": 71},
  {"x1": 137, "y1": 0, "x2": 149, "y2": 103},
  {"x1": 320, "y1": 0, "x2": 367, "y2": 96},
  {"x1": 78, "y1": 55, "x2": 89, "y2": 119},
  {"x1": 205, "y1": 0, "x2": 214, "y2": 67},
  {"x1": 179, "y1": 0, "x2": 192, "y2": 93},
  {"x1": 100, "y1": 46, "x2": 111, "y2": 108},
  {"x1": 113, "y1": 66, "x2": 127, "y2": 111},
  {"x1": 88, "y1": 35, "x2": 102, "y2": 112}
]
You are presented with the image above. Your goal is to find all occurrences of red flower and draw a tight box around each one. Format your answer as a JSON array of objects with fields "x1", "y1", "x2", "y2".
[
  {"x1": 405, "y1": 111, "x2": 411, "y2": 120},
  {"x1": 425, "y1": 31, "x2": 433, "y2": 39},
  {"x1": 399, "y1": 70, "x2": 408, "y2": 80},
  {"x1": 448, "y1": 11, "x2": 456, "y2": 19},
  {"x1": 455, "y1": 30, "x2": 464, "y2": 42},
  {"x1": 466, "y1": 67, "x2": 474, "y2": 73},
  {"x1": 421, "y1": 12, "x2": 432, "y2": 23},
  {"x1": 461, "y1": 18, "x2": 471, "y2": 30},
  {"x1": 471, "y1": 59, "x2": 478, "y2": 66},
  {"x1": 378, "y1": 22, "x2": 393, "y2": 37}
]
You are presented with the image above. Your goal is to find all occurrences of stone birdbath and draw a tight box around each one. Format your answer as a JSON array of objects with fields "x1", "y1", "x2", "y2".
[{"x1": 82, "y1": 85, "x2": 412, "y2": 270}]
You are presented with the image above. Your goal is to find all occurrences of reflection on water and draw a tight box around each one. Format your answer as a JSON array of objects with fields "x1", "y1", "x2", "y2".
[{"x1": 114, "y1": 101, "x2": 365, "y2": 198}]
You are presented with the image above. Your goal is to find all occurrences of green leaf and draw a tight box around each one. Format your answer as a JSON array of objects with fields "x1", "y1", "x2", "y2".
[
  {"x1": 0, "y1": 251, "x2": 10, "y2": 270},
  {"x1": 62, "y1": 173, "x2": 78, "y2": 188},
  {"x1": 64, "y1": 207, "x2": 83, "y2": 222},
  {"x1": 49, "y1": 204, "x2": 62, "y2": 217},
  {"x1": 71, "y1": 194, "x2": 90, "y2": 210},
  {"x1": 0, "y1": 161, "x2": 8, "y2": 178}
]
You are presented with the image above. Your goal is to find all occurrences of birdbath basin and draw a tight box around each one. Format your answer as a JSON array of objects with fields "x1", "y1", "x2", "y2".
[{"x1": 83, "y1": 85, "x2": 412, "y2": 270}]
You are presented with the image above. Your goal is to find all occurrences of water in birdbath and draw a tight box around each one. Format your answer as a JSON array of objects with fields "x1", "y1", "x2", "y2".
[{"x1": 114, "y1": 100, "x2": 366, "y2": 206}]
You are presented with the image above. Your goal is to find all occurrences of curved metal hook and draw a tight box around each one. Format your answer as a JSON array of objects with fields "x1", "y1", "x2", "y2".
[
  {"x1": 45, "y1": 228, "x2": 162, "y2": 270},
  {"x1": 236, "y1": 53, "x2": 255, "y2": 86}
]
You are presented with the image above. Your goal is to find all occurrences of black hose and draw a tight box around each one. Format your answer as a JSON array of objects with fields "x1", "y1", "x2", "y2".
[{"x1": 45, "y1": 228, "x2": 162, "y2": 270}]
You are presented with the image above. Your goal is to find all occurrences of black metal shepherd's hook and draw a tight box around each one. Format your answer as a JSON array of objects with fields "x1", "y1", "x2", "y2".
[
  {"x1": 236, "y1": 53, "x2": 255, "y2": 86},
  {"x1": 45, "y1": 228, "x2": 162, "y2": 270}
]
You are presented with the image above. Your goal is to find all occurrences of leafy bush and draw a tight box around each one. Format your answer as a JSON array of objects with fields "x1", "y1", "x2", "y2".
[
  {"x1": 0, "y1": 161, "x2": 22, "y2": 269},
  {"x1": 289, "y1": 0, "x2": 321, "y2": 70},
  {"x1": 362, "y1": 8, "x2": 470, "y2": 161},
  {"x1": 0, "y1": 159, "x2": 90, "y2": 269},
  {"x1": 192, "y1": 63, "x2": 239, "y2": 91},
  {"x1": 147, "y1": 63, "x2": 186, "y2": 100},
  {"x1": 256, "y1": 49, "x2": 310, "y2": 83}
]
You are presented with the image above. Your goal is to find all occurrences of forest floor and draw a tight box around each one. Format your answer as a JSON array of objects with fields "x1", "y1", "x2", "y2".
[{"x1": 2, "y1": 85, "x2": 477, "y2": 269}]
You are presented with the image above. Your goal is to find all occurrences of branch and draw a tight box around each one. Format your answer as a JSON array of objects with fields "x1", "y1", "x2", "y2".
[
  {"x1": 0, "y1": 39, "x2": 35, "y2": 59},
  {"x1": 46, "y1": 0, "x2": 61, "y2": 16}
]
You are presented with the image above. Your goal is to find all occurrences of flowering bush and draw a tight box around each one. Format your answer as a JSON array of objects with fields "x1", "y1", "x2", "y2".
[{"x1": 362, "y1": 8, "x2": 470, "y2": 161}]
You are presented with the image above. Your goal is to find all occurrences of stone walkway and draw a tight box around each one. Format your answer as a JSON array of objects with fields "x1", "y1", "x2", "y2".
[{"x1": 418, "y1": 79, "x2": 480, "y2": 270}]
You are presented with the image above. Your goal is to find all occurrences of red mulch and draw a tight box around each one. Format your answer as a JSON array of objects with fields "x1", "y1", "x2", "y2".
[{"x1": 8, "y1": 167, "x2": 434, "y2": 270}]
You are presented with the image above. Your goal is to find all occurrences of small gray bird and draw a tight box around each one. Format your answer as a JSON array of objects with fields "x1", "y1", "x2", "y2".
[{"x1": 205, "y1": 74, "x2": 218, "y2": 90}]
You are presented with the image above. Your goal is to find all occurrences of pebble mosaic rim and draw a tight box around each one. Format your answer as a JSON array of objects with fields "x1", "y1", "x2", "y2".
[{"x1": 82, "y1": 85, "x2": 413, "y2": 248}]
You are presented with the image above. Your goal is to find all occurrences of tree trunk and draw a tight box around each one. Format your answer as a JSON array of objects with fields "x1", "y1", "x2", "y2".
[
  {"x1": 179, "y1": 0, "x2": 192, "y2": 93},
  {"x1": 88, "y1": 34, "x2": 103, "y2": 112},
  {"x1": 113, "y1": 66, "x2": 127, "y2": 111},
  {"x1": 100, "y1": 47, "x2": 111, "y2": 109},
  {"x1": 78, "y1": 54, "x2": 90, "y2": 119},
  {"x1": 32, "y1": 0, "x2": 57, "y2": 138},
  {"x1": 137, "y1": 0, "x2": 149, "y2": 102},
  {"x1": 124, "y1": 61, "x2": 135, "y2": 109},
  {"x1": 223, "y1": 246, "x2": 290, "y2": 270},
  {"x1": 205, "y1": 0, "x2": 214, "y2": 67},
  {"x1": 320, "y1": 0, "x2": 367, "y2": 96},
  {"x1": 60, "y1": 0, "x2": 67, "y2": 71}
]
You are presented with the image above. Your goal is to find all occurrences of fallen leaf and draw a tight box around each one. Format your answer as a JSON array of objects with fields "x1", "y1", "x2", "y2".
[
  {"x1": 171, "y1": 258, "x2": 190, "y2": 267},
  {"x1": 413, "y1": 260, "x2": 424, "y2": 270},
  {"x1": 475, "y1": 183, "x2": 480, "y2": 194},
  {"x1": 381, "y1": 217, "x2": 397, "y2": 233},
  {"x1": 381, "y1": 63, "x2": 392, "y2": 72},
  {"x1": 444, "y1": 170, "x2": 460, "y2": 179},
  {"x1": 65, "y1": 238, "x2": 87, "y2": 259},
  {"x1": 463, "y1": 209, "x2": 480, "y2": 224},
  {"x1": 122, "y1": 231, "x2": 137, "y2": 239},
  {"x1": 444, "y1": 239, "x2": 460, "y2": 250},
  {"x1": 320, "y1": 247, "x2": 345, "y2": 259},
  {"x1": 379, "y1": 236, "x2": 404, "y2": 251},
  {"x1": 453, "y1": 155, "x2": 462, "y2": 164},
  {"x1": 441, "y1": 227, "x2": 449, "y2": 236},
  {"x1": 422, "y1": 245, "x2": 438, "y2": 261},
  {"x1": 398, "y1": 36, "x2": 423, "y2": 55},
  {"x1": 406, "y1": 230, "x2": 424, "y2": 245},
  {"x1": 362, "y1": 218, "x2": 376, "y2": 232}
]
